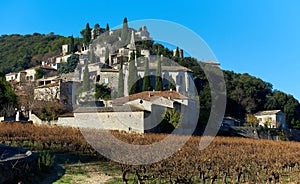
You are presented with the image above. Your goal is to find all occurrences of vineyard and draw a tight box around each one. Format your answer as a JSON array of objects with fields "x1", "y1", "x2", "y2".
[{"x1": 1, "y1": 123, "x2": 300, "y2": 183}]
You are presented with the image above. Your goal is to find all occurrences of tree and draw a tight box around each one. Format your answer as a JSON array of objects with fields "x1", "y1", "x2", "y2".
[
  {"x1": 69, "y1": 35, "x2": 75, "y2": 54},
  {"x1": 0, "y1": 78, "x2": 16, "y2": 115},
  {"x1": 142, "y1": 57, "x2": 150, "y2": 91},
  {"x1": 168, "y1": 76, "x2": 176, "y2": 91},
  {"x1": 175, "y1": 47, "x2": 180, "y2": 57},
  {"x1": 82, "y1": 23, "x2": 91, "y2": 45},
  {"x1": 95, "y1": 83, "x2": 111, "y2": 100},
  {"x1": 34, "y1": 68, "x2": 44, "y2": 80},
  {"x1": 160, "y1": 109, "x2": 181, "y2": 133},
  {"x1": 128, "y1": 51, "x2": 138, "y2": 95},
  {"x1": 105, "y1": 24, "x2": 109, "y2": 32},
  {"x1": 121, "y1": 17, "x2": 129, "y2": 43},
  {"x1": 59, "y1": 54, "x2": 79, "y2": 74},
  {"x1": 105, "y1": 47, "x2": 110, "y2": 65},
  {"x1": 88, "y1": 51, "x2": 96, "y2": 63},
  {"x1": 155, "y1": 55, "x2": 163, "y2": 91},
  {"x1": 93, "y1": 23, "x2": 100, "y2": 39},
  {"x1": 82, "y1": 64, "x2": 90, "y2": 92},
  {"x1": 118, "y1": 60, "x2": 124, "y2": 97},
  {"x1": 245, "y1": 114, "x2": 258, "y2": 127}
]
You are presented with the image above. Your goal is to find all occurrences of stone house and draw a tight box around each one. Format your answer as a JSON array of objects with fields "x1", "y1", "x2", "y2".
[
  {"x1": 5, "y1": 65, "x2": 57, "y2": 83},
  {"x1": 254, "y1": 110, "x2": 286, "y2": 128},
  {"x1": 66, "y1": 91, "x2": 198, "y2": 134},
  {"x1": 34, "y1": 80, "x2": 74, "y2": 110}
]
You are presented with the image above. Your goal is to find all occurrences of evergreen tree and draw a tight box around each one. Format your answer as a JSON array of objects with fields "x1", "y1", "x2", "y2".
[
  {"x1": 93, "y1": 23, "x2": 100, "y2": 39},
  {"x1": 105, "y1": 23, "x2": 110, "y2": 36},
  {"x1": 69, "y1": 35, "x2": 75, "y2": 54},
  {"x1": 173, "y1": 47, "x2": 180, "y2": 62},
  {"x1": 88, "y1": 51, "x2": 96, "y2": 63},
  {"x1": 155, "y1": 55, "x2": 163, "y2": 91},
  {"x1": 168, "y1": 75, "x2": 176, "y2": 90},
  {"x1": 121, "y1": 17, "x2": 129, "y2": 43},
  {"x1": 105, "y1": 23, "x2": 110, "y2": 32},
  {"x1": 118, "y1": 61, "x2": 124, "y2": 97},
  {"x1": 175, "y1": 47, "x2": 180, "y2": 58},
  {"x1": 128, "y1": 51, "x2": 138, "y2": 95},
  {"x1": 84, "y1": 23, "x2": 91, "y2": 45},
  {"x1": 105, "y1": 47, "x2": 109, "y2": 65},
  {"x1": 83, "y1": 64, "x2": 90, "y2": 91},
  {"x1": 142, "y1": 57, "x2": 150, "y2": 91}
]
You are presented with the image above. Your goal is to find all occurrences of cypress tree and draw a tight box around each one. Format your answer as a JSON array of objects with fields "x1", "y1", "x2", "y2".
[
  {"x1": 142, "y1": 57, "x2": 150, "y2": 91},
  {"x1": 168, "y1": 75, "x2": 176, "y2": 91},
  {"x1": 69, "y1": 35, "x2": 75, "y2": 54},
  {"x1": 155, "y1": 55, "x2": 163, "y2": 91},
  {"x1": 105, "y1": 23, "x2": 110, "y2": 32},
  {"x1": 105, "y1": 47, "x2": 109, "y2": 65},
  {"x1": 83, "y1": 64, "x2": 90, "y2": 92},
  {"x1": 93, "y1": 23, "x2": 100, "y2": 39},
  {"x1": 175, "y1": 47, "x2": 180, "y2": 58},
  {"x1": 128, "y1": 51, "x2": 138, "y2": 95},
  {"x1": 121, "y1": 17, "x2": 129, "y2": 43},
  {"x1": 84, "y1": 23, "x2": 91, "y2": 45},
  {"x1": 118, "y1": 61, "x2": 124, "y2": 97}
]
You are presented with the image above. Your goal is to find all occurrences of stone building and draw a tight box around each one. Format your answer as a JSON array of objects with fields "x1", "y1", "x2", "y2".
[
  {"x1": 5, "y1": 65, "x2": 57, "y2": 83},
  {"x1": 60, "y1": 91, "x2": 197, "y2": 134},
  {"x1": 254, "y1": 110, "x2": 286, "y2": 128}
]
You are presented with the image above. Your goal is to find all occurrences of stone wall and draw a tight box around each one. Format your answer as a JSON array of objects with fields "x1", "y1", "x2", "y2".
[{"x1": 73, "y1": 111, "x2": 145, "y2": 133}]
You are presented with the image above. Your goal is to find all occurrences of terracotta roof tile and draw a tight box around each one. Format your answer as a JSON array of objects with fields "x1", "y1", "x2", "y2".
[{"x1": 113, "y1": 91, "x2": 188, "y2": 104}]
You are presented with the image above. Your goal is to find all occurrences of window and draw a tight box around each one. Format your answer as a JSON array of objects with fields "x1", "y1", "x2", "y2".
[
  {"x1": 96, "y1": 75, "x2": 100, "y2": 82},
  {"x1": 104, "y1": 78, "x2": 108, "y2": 84}
]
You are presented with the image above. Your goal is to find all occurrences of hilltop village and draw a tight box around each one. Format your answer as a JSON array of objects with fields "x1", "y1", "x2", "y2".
[{"x1": 2, "y1": 19, "x2": 291, "y2": 137}]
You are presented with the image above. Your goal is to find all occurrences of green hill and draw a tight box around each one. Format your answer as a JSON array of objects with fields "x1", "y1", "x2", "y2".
[
  {"x1": 0, "y1": 25, "x2": 300, "y2": 129},
  {"x1": 0, "y1": 33, "x2": 82, "y2": 74}
]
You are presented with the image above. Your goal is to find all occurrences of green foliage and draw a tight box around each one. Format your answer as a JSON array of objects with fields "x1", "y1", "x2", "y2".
[
  {"x1": 245, "y1": 114, "x2": 259, "y2": 127},
  {"x1": 0, "y1": 33, "x2": 73, "y2": 74},
  {"x1": 81, "y1": 23, "x2": 91, "y2": 45},
  {"x1": 93, "y1": 23, "x2": 101, "y2": 39},
  {"x1": 0, "y1": 78, "x2": 17, "y2": 114},
  {"x1": 168, "y1": 76, "x2": 176, "y2": 91},
  {"x1": 69, "y1": 35, "x2": 75, "y2": 54},
  {"x1": 118, "y1": 64, "x2": 124, "y2": 97},
  {"x1": 59, "y1": 54, "x2": 79, "y2": 74},
  {"x1": 105, "y1": 47, "x2": 110, "y2": 65},
  {"x1": 105, "y1": 23, "x2": 110, "y2": 36},
  {"x1": 121, "y1": 17, "x2": 129, "y2": 44},
  {"x1": 94, "y1": 83, "x2": 111, "y2": 100},
  {"x1": 127, "y1": 51, "x2": 138, "y2": 95},
  {"x1": 160, "y1": 109, "x2": 181, "y2": 133},
  {"x1": 34, "y1": 68, "x2": 44, "y2": 80},
  {"x1": 82, "y1": 64, "x2": 90, "y2": 92},
  {"x1": 142, "y1": 57, "x2": 150, "y2": 91},
  {"x1": 38, "y1": 151, "x2": 56, "y2": 173},
  {"x1": 88, "y1": 50, "x2": 96, "y2": 63},
  {"x1": 155, "y1": 55, "x2": 163, "y2": 91}
]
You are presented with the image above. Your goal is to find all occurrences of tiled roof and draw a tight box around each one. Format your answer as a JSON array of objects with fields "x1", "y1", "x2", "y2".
[
  {"x1": 113, "y1": 91, "x2": 188, "y2": 104},
  {"x1": 35, "y1": 82, "x2": 59, "y2": 88},
  {"x1": 36, "y1": 76, "x2": 60, "y2": 81},
  {"x1": 39, "y1": 65, "x2": 57, "y2": 70},
  {"x1": 254, "y1": 110, "x2": 282, "y2": 116},
  {"x1": 59, "y1": 112, "x2": 74, "y2": 117},
  {"x1": 137, "y1": 65, "x2": 192, "y2": 72}
]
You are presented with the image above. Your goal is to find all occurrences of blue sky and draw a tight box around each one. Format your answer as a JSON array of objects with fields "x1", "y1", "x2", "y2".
[{"x1": 1, "y1": 0, "x2": 300, "y2": 99}]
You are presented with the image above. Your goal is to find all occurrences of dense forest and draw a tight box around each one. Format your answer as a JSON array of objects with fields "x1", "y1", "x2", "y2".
[
  {"x1": 0, "y1": 33, "x2": 82, "y2": 74},
  {"x1": 0, "y1": 23, "x2": 300, "y2": 128}
]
